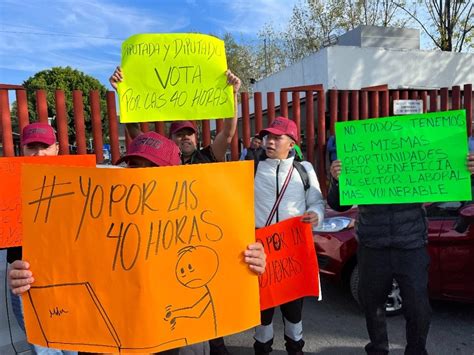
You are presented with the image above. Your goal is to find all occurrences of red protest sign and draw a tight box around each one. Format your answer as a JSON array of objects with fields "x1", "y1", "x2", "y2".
[
  {"x1": 0, "y1": 155, "x2": 95, "y2": 248},
  {"x1": 257, "y1": 217, "x2": 320, "y2": 310}
]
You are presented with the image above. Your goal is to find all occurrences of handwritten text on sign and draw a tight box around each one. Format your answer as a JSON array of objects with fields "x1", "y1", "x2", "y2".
[
  {"x1": 335, "y1": 110, "x2": 471, "y2": 205},
  {"x1": 118, "y1": 33, "x2": 234, "y2": 123},
  {"x1": 257, "y1": 217, "x2": 320, "y2": 311},
  {"x1": 0, "y1": 155, "x2": 95, "y2": 248},
  {"x1": 22, "y1": 162, "x2": 258, "y2": 353}
]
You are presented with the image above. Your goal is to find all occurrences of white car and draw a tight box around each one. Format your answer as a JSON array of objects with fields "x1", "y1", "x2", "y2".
[{"x1": 0, "y1": 250, "x2": 33, "y2": 354}]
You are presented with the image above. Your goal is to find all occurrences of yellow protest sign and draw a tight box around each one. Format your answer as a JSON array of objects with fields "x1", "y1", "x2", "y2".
[
  {"x1": 118, "y1": 33, "x2": 234, "y2": 123},
  {"x1": 21, "y1": 161, "x2": 258, "y2": 353}
]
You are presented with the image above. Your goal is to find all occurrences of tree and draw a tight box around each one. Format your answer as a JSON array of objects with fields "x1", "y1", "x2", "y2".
[
  {"x1": 255, "y1": 24, "x2": 288, "y2": 77},
  {"x1": 223, "y1": 33, "x2": 259, "y2": 94},
  {"x1": 396, "y1": 0, "x2": 473, "y2": 51},
  {"x1": 16, "y1": 66, "x2": 109, "y2": 144},
  {"x1": 280, "y1": 0, "x2": 414, "y2": 65}
]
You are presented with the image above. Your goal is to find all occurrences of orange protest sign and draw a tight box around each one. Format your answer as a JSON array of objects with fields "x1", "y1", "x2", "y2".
[
  {"x1": 0, "y1": 155, "x2": 95, "y2": 248},
  {"x1": 257, "y1": 217, "x2": 320, "y2": 310},
  {"x1": 21, "y1": 161, "x2": 259, "y2": 353}
]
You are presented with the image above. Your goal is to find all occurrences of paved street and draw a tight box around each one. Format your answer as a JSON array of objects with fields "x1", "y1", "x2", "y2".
[{"x1": 225, "y1": 278, "x2": 474, "y2": 355}]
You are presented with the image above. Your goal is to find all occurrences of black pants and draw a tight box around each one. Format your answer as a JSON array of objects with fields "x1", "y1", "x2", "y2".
[
  {"x1": 155, "y1": 349, "x2": 180, "y2": 355},
  {"x1": 254, "y1": 298, "x2": 305, "y2": 355},
  {"x1": 358, "y1": 245, "x2": 431, "y2": 355},
  {"x1": 209, "y1": 337, "x2": 228, "y2": 355}
]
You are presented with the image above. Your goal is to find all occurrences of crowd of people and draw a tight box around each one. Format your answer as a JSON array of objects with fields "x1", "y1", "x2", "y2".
[{"x1": 4, "y1": 65, "x2": 474, "y2": 355}]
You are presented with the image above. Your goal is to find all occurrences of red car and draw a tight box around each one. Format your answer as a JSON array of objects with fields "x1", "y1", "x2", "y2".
[{"x1": 313, "y1": 202, "x2": 474, "y2": 315}]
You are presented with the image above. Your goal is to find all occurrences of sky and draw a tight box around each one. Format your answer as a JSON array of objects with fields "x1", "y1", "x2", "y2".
[{"x1": 0, "y1": 0, "x2": 298, "y2": 89}]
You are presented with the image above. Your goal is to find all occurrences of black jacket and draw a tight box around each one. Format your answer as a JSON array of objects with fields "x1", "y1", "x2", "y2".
[{"x1": 327, "y1": 177, "x2": 428, "y2": 249}]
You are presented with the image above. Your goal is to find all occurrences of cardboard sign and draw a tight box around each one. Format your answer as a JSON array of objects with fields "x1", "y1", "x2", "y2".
[
  {"x1": 118, "y1": 33, "x2": 234, "y2": 123},
  {"x1": 21, "y1": 161, "x2": 259, "y2": 353},
  {"x1": 335, "y1": 110, "x2": 471, "y2": 205},
  {"x1": 0, "y1": 155, "x2": 95, "y2": 248},
  {"x1": 257, "y1": 217, "x2": 320, "y2": 310}
]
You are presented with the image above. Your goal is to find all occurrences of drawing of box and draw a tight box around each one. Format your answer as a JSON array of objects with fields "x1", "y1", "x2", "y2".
[{"x1": 26, "y1": 282, "x2": 121, "y2": 352}]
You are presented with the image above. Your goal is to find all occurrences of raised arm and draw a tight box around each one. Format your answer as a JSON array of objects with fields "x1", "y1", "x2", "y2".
[
  {"x1": 209, "y1": 70, "x2": 241, "y2": 162},
  {"x1": 109, "y1": 66, "x2": 142, "y2": 139}
]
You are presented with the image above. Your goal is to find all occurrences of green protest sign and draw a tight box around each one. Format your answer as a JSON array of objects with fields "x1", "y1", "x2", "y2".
[
  {"x1": 118, "y1": 33, "x2": 234, "y2": 123},
  {"x1": 335, "y1": 110, "x2": 471, "y2": 205}
]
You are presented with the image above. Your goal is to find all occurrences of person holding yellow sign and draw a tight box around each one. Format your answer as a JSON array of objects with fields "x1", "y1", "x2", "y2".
[{"x1": 110, "y1": 66, "x2": 241, "y2": 355}]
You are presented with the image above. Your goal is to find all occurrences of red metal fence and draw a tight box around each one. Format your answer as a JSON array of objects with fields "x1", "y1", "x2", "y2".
[{"x1": 0, "y1": 83, "x2": 472, "y2": 196}]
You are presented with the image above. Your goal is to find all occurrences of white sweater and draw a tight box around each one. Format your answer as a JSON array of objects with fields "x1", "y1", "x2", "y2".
[{"x1": 254, "y1": 156, "x2": 325, "y2": 228}]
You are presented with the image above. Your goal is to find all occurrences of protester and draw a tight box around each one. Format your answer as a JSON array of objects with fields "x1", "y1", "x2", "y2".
[
  {"x1": 240, "y1": 136, "x2": 263, "y2": 160},
  {"x1": 5, "y1": 122, "x2": 77, "y2": 355},
  {"x1": 110, "y1": 66, "x2": 241, "y2": 355},
  {"x1": 327, "y1": 151, "x2": 474, "y2": 355},
  {"x1": 253, "y1": 116, "x2": 324, "y2": 355},
  {"x1": 9, "y1": 131, "x2": 266, "y2": 355}
]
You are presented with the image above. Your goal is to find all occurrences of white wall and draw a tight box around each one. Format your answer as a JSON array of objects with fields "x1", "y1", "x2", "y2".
[
  {"x1": 249, "y1": 48, "x2": 329, "y2": 111},
  {"x1": 327, "y1": 46, "x2": 474, "y2": 90},
  {"x1": 246, "y1": 45, "x2": 474, "y2": 115}
]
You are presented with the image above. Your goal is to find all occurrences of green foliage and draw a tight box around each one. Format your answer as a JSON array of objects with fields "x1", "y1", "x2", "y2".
[{"x1": 19, "y1": 66, "x2": 109, "y2": 143}]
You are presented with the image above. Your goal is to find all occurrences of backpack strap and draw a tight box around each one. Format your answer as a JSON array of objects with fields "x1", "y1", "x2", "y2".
[
  {"x1": 253, "y1": 149, "x2": 267, "y2": 174},
  {"x1": 265, "y1": 164, "x2": 295, "y2": 226},
  {"x1": 254, "y1": 153, "x2": 310, "y2": 192},
  {"x1": 293, "y1": 160, "x2": 310, "y2": 191}
]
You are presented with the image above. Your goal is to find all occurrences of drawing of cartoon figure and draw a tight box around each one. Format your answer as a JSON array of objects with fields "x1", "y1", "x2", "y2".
[{"x1": 164, "y1": 245, "x2": 219, "y2": 336}]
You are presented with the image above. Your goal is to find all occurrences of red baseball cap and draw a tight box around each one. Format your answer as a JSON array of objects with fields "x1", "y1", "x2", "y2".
[
  {"x1": 259, "y1": 116, "x2": 298, "y2": 141},
  {"x1": 169, "y1": 121, "x2": 197, "y2": 137},
  {"x1": 116, "y1": 131, "x2": 181, "y2": 167},
  {"x1": 21, "y1": 122, "x2": 56, "y2": 147}
]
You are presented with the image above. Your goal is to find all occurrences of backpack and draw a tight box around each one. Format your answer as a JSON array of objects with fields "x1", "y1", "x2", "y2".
[{"x1": 253, "y1": 149, "x2": 310, "y2": 191}]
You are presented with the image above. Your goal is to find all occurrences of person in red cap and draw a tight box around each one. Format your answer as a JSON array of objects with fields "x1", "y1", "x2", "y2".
[
  {"x1": 7, "y1": 122, "x2": 60, "y2": 289},
  {"x1": 9, "y1": 130, "x2": 266, "y2": 355},
  {"x1": 6, "y1": 123, "x2": 78, "y2": 355},
  {"x1": 21, "y1": 122, "x2": 59, "y2": 156},
  {"x1": 253, "y1": 116, "x2": 324, "y2": 355},
  {"x1": 110, "y1": 67, "x2": 241, "y2": 355},
  {"x1": 115, "y1": 131, "x2": 181, "y2": 168},
  {"x1": 109, "y1": 67, "x2": 241, "y2": 165}
]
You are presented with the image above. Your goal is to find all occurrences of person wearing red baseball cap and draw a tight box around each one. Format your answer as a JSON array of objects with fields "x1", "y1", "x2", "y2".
[
  {"x1": 253, "y1": 116, "x2": 324, "y2": 355},
  {"x1": 7, "y1": 122, "x2": 60, "y2": 279},
  {"x1": 109, "y1": 67, "x2": 241, "y2": 166},
  {"x1": 21, "y1": 122, "x2": 59, "y2": 156},
  {"x1": 115, "y1": 131, "x2": 181, "y2": 168},
  {"x1": 7, "y1": 122, "x2": 77, "y2": 355},
  {"x1": 111, "y1": 64, "x2": 244, "y2": 354},
  {"x1": 7, "y1": 122, "x2": 60, "y2": 266}
]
